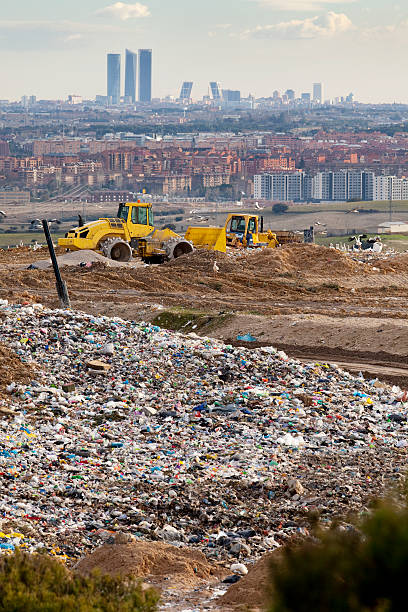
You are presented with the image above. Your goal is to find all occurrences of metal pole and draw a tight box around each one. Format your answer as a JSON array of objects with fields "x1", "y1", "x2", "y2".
[{"x1": 42, "y1": 219, "x2": 71, "y2": 308}]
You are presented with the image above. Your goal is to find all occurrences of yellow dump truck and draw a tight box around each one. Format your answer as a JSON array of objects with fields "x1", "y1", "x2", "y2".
[
  {"x1": 59, "y1": 202, "x2": 194, "y2": 263},
  {"x1": 185, "y1": 213, "x2": 279, "y2": 254}
]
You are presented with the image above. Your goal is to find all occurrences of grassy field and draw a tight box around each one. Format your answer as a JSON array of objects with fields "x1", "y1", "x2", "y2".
[
  {"x1": 315, "y1": 232, "x2": 408, "y2": 252},
  {"x1": 0, "y1": 232, "x2": 65, "y2": 248},
  {"x1": 288, "y1": 200, "x2": 408, "y2": 214}
]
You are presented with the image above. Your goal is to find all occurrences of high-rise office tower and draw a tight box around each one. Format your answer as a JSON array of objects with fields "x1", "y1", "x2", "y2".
[
  {"x1": 125, "y1": 49, "x2": 137, "y2": 103},
  {"x1": 107, "y1": 53, "x2": 121, "y2": 105},
  {"x1": 313, "y1": 82, "x2": 322, "y2": 103},
  {"x1": 138, "y1": 49, "x2": 152, "y2": 102},
  {"x1": 209, "y1": 82, "x2": 222, "y2": 100},
  {"x1": 285, "y1": 89, "x2": 295, "y2": 101},
  {"x1": 179, "y1": 82, "x2": 193, "y2": 101}
]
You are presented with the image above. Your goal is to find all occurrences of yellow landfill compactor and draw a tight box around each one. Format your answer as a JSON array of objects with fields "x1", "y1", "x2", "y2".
[
  {"x1": 185, "y1": 213, "x2": 279, "y2": 254},
  {"x1": 58, "y1": 202, "x2": 194, "y2": 263}
]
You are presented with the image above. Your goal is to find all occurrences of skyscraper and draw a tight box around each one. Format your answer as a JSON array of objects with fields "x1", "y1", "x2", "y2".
[
  {"x1": 125, "y1": 49, "x2": 137, "y2": 103},
  {"x1": 313, "y1": 82, "x2": 322, "y2": 103},
  {"x1": 138, "y1": 49, "x2": 152, "y2": 102},
  {"x1": 107, "y1": 53, "x2": 121, "y2": 105},
  {"x1": 179, "y1": 82, "x2": 193, "y2": 101},
  {"x1": 209, "y1": 82, "x2": 221, "y2": 101}
]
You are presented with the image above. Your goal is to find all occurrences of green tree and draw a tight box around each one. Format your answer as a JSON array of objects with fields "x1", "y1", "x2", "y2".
[
  {"x1": 269, "y1": 498, "x2": 408, "y2": 612},
  {"x1": 272, "y1": 203, "x2": 289, "y2": 214}
]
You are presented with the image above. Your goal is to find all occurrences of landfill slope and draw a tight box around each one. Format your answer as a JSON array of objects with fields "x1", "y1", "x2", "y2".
[{"x1": 0, "y1": 300, "x2": 407, "y2": 570}]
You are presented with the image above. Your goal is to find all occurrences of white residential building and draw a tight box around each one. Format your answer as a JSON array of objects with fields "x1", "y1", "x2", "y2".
[{"x1": 254, "y1": 172, "x2": 304, "y2": 201}]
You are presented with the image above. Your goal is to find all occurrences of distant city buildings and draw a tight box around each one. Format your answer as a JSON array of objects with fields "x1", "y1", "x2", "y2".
[
  {"x1": 313, "y1": 82, "x2": 322, "y2": 104},
  {"x1": 209, "y1": 82, "x2": 222, "y2": 101},
  {"x1": 107, "y1": 53, "x2": 121, "y2": 105},
  {"x1": 105, "y1": 49, "x2": 152, "y2": 105},
  {"x1": 67, "y1": 95, "x2": 83, "y2": 105},
  {"x1": 254, "y1": 169, "x2": 408, "y2": 202},
  {"x1": 254, "y1": 172, "x2": 304, "y2": 201},
  {"x1": 124, "y1": 49, "x2": 137, "y2": 103},
  {"x1": 179, "y1": 82, "x2": 193, "y2": 101},
  {"x1": 138, "y1": 49, "x2": 152, "y2": 103},
  {"x1": 222, "y1": 90, "x2": 241, "y2": 108}
]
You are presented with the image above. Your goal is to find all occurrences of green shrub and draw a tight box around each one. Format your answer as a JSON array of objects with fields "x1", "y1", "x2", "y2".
[
  {"x1": 0, "y1": 551, "x2": 159, "y2": 612},
  {"x1": 272, "y1": 203, "x2": 289, "y2": 215},
  {"x1": 269, "y1": 500, "x2": 408, "y2": 612}
]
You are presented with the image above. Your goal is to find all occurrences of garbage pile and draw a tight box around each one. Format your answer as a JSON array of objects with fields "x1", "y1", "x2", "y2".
[{"x1": 0, "y1": 300, "x2": 407, "y2": 563}]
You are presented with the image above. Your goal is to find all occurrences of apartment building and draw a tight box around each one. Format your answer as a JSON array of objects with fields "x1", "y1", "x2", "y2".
[
  {"x1": 254, "y1": 170, "x2": 389, "y2": 202},
  {"x1": 254, "y1": 172, "x2": 304, "y2": 201}
]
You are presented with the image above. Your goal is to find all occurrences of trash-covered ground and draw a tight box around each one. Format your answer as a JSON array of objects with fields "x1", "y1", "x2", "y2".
[{"x1": 0, "y1": 299, "x2": 407, "y2": 573}]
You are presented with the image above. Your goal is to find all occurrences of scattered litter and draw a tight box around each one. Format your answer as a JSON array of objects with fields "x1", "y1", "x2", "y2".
[
  {"x1": 236, "y1": 334, "x2": 257, "y2": 342},
  {"x1": 0, "y1": 301, "x2": 406, "y2": 566}
]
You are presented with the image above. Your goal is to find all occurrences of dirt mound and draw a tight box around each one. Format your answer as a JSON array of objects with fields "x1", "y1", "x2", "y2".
[
  {"x1": 167, "y1": 249, "x2": 238, "y2": 274},
  {"x1": 0, "y1": 342, "x2": 35, "y2": 401},
  {"x1": 33, "y1": 250, "x2": 141, "y2": 270},
  {"x1": 218, "y1": 553, "x2": 276, "y2": 610},
  {"x1": 76, "y1": 541, "x2": 221, "y2": 589},
  {"x1": 245, "y1": 243, "x2": 364, "y2": 277},
  {"x1": 376, "y1": 253, "x2": 408, "y2": 273}
]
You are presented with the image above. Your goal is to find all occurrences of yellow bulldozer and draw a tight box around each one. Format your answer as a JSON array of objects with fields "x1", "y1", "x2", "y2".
[
  {"x1": 185, "y1": 213, "x2": 280, "y2": 253},
  {"x1": 58, "y1": 202, "x2": 194, "y2": 263}
]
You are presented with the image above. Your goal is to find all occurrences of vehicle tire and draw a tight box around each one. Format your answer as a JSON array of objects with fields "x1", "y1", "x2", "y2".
[
  {"x1": 164, "y1": 238, "x2": 194, "y2": 260},
  {"x1": 101, "y1": 238, "x2": 132, "y2": 262}
]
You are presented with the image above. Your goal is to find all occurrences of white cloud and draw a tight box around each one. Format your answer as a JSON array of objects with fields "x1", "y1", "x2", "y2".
[
  {"x1": 64, "y1": 33, "x2": 83, "y2": 43},
  {"x1": 244, "y1": 11, "x2": 354, "y2": 39},
  {"x1": 97, "y1": 2, "x2": 150, "y2": 21},
  {"x1": 208, "y1": 23, "x2": 232, "y2": 38},
  {"x1": 257, "y1": 0, "x2": 356, "y2": 10}
]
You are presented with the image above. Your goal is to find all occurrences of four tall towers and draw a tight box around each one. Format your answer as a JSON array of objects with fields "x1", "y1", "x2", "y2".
[{"x1": 107, "y1": 49, "x2": 152, "y2": 104}]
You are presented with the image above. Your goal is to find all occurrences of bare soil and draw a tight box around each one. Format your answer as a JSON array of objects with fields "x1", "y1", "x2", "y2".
[
  {"x1": 0, "y1": 342, "x2": 35, "y2": 403},
  {"x1": 76, "y1": 540, "x2": 227, "y2": 610},
  {"x1": 2, "y1": 244, "x2": 408, "y2": 385}
]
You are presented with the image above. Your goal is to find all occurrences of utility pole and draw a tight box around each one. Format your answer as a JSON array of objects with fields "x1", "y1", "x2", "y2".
[{"x1": 42, "y1": 220, "x2": 70, "y2": 308}]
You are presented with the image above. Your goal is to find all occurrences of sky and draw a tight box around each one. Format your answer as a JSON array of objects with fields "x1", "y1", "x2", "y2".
[{"x1": 0, "y1": 0, "x2": 407, "y2": 103}]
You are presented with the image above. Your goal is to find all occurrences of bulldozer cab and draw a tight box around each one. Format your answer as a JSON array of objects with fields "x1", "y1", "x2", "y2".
[
  {"x1": 225, "y1": 214, "x2": 260, "y2": 246},
  {"x1": 226, "y1": 215, "x2": 259, "y2": 235}
]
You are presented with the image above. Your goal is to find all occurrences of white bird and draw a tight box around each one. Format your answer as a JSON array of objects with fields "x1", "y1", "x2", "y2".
[
  {"x1": 0, "y1": 210, "x2": 6, "y2": 217},
  {"x1": 255, "y1": 202, "x2": 263, "y2": 210},
  {"x1": 213, "y1": 261, "x2": 219, "y2": 274}
]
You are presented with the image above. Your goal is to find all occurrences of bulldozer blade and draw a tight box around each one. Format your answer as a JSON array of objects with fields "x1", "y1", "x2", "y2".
[{"x1": 184, "y1": 226, "x2": 227, "y2": 253}]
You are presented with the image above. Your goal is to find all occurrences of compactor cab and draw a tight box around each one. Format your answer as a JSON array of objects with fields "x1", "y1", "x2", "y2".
[
  {"x1": 58, "y1": 201, "x2": 194, "y2": 263},
  {"x1": 117, "y1": 203, "x2": 155, "y2": 237}
]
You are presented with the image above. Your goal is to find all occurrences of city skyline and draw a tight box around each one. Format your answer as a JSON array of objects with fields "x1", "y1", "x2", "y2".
[
  {"x1": 124, "y1": 48, "x2": 137, "y2": 103},
  {"x1": 0, "y1": 0, "x2": 407, "y2": 102},
  {"x1": 107, "y1": 53, "x2": 121, "y2": 105}
]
